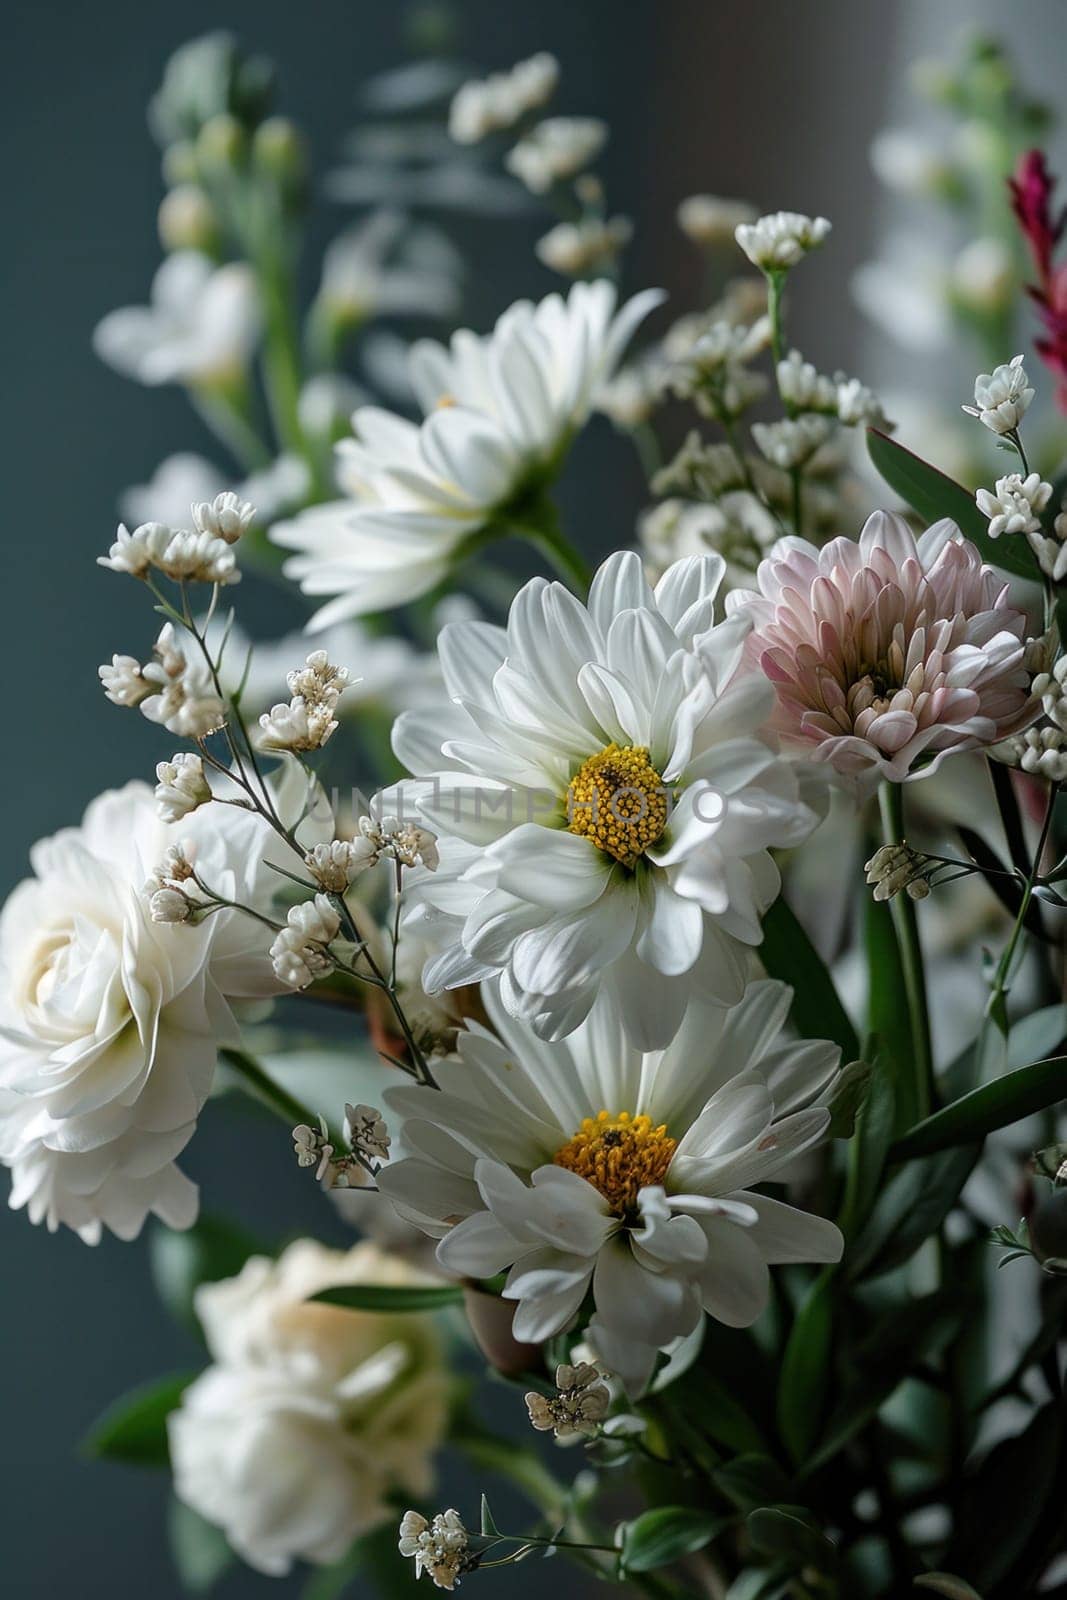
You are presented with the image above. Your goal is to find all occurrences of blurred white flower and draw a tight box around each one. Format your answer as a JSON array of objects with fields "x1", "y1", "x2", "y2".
[
  {"x1": 0, "y1": 784, "x2": 283, "y2": 1243},
  {"x1": 273, "y1": 280, "x2": 662, "y2": 623},
  {"x1": 505, "y1": 117, "x2": 607, "y2": 194},
  {"x1": 192, "y1": 490, "x2": 255, "y2": 544},
  {"x1": 536, "y1": 214, "x2": 632, "y2": 277},
  {"x1": 677, "y1": 194, "x2": 757, "y2": 247},
  {"x1": 319, "y1": 210, "x2": 461, "y2": 322},
  {"x1": 93, "y1": 252, "x2": 261, "y2": 387},
  {"x1": 776, "y1": 349, "x2": 837, "y2": 412},
  {"x1": 121, "y1": 454, "x2": 224, "y2": 528},
  {"x1": 448, "y1": 52, "x2": 558, "y2": 144},
  {"x1": 751, "y1": 414, "x2": 833, "y2": 469},
  {"x1": 169, "y1": 1239, "x2": 449, "y2": 1575},
  {"x1": 639, "y1": 494, "x2": 777, "y2": 596},
  {"x1": 869, "y1": 129, "x2": 953, "y2": 196},
  {"x1": 138, "y1": 623, "x2": 227, "y2": 739},
  {"x1": 735, "y1": 211, "x2": 831, "y2": 271},
  {"x1": 99, "y1": 653, "x2": 150, "y2": 708},
  {"x1": 962, "y1": 354, "x2": 1035, "y2": 435},
  {"x1": 951, "y1": 237, "x2": 1013, "y2": 317},
  {"x1": 380, "y1": 981, "x2": 843, "y2": 1391}
]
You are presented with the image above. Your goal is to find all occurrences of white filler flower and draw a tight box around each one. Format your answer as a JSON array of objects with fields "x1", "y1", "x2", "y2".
[
  {"x1": 379, "y1": 981, "x2": 843, "y2": 1392},
  {"x1": 93, "y1": 251, "x2": 261, "y2": 387},
  {"x1": 0, "y1": 784, "x2": 283, "y2": 1243},
  {"x1": 272, "y1": 280, "x2": 662, "y2": 624},
  {"x1": 169, "y1": 1239, "x2": 450, "y2": 1575},
  {"x1": 390, "y1": 550, "x2": 824, "y2": 1049}
]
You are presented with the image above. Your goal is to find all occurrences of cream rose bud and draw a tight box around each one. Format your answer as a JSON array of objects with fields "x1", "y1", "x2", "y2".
[
  {"x1": 0, "y1": 783, "x2": 286, "y2": 1243},
  {"x1": 168, "y1": 1239, "x2": 450, "y2": 1576}
]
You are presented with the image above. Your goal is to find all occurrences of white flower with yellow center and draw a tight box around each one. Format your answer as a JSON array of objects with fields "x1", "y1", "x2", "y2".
[
  {"x1": 169, "y1": 1239, "x2": 450, "y2": 1575},
  {"x1": 271, "y1": 280, "x2": 663, "y2": 624},
  {"x1": 390, "y1": 550, "x2": 824, "y2": 1048},
  {"x1": 378, "y1": 981, "x2": 844, "y2": 1392}
]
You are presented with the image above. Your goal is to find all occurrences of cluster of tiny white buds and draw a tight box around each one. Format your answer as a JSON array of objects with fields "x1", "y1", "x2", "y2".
[
  {"x1": 144, "y1": 843, "x2": 201, "y2": 924},
  {"x1": 357, "y1": 814, "x2": 441, "y2": 872},
  {"x1": 137, "y1": 623, "x2": 227, "y2": 739},
  {"x1": 505, "y1": 117, "x2": 607, "y2": 194},
  {"x1": 535, "y1": 214, "x2": 632, "y2": 277},
  {"x1": 292, "y1": 1117, "x2": 336, "y2": 1183},
  {"x1": 735, "y1": 210, "x2": 831, "y2": 271},
  {"x1": 751, "y1": 414, "x2": 833, "y2": 470},
  {"x1": 398, "y1": 1509, "x2": 472, "y2": 1591},
  {"x1": 99, "y1": 654, "x2": 151, "y2": 708},
  {"x1": 191, "y1": 491, "x2": 255, "y2": 544},
  {"x1": 447, "y1": 52, "x2": 558, "y2": 144},
  {"x1": 99, "y1": 518, "x2": 241, "y2": 586},
  {"x1": 154, "y1": 752, "x2": 212, "y2": 822},
  {"x1": 776, "y1": 349, "x2": 837, "y2": 412},
  {"x1": 864, "y1": 842, "x2": 933, "y2": 903},
  {"x1": 525, "y1": 1362, "x2": 611, "y2": 1441},
  {"x1": 835, "y1": 377, "x2": 890, "y2": 429},
  {"x1": 651, "y1": 432, "x2": 746, "y2": 500},
  {"x1": 270, "y1": 894, "x2": 341, "y2": 989},
  {"x1": 996, "y1": 726, "x2": 1067, "y2": 783},
  {"x1": 676, "y1": 193, "x2": 757, "y2": 247},
  {"x1": 1033, "y1": 657, "x2": 1067, "y2": 732},
  {"x1": 1026, "y1": 500, "x2": 1067, "y2": 583},
  {"x1": 257, "y1": 651, "x2": 353, "y2": 753},
  {"x1": 304, "y1": 837, "x2": 377, "y2": 892},
  {"x1": 975, "y1": 473, "x2": 1052, "y2": 540},
  {"x1": 961, "y1": 354, "x2": 1035, "y2": 436},
  {"x1": 345, "y1": 1102, "x2": 390, "y2": 1164}
]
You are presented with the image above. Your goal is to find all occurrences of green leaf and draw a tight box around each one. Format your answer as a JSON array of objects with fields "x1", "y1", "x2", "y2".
[
  {"x1": 669, "y1": 1371, "x2": 771, "y2": 1458},
  {"x1": 839, "y1": 1050, "x2": 896, "y2": 1239},
  {"x1": 82, "y1": 1371, "x2": 194, "y2": 1466},
  {"x1": 864, "y1": 891, "x2": 920, "y2": 1135},
  {"x1": 891, "y1": 1057, "x2": 1067, "y2": 1160},
  {"x1": 802, "y1": 1290, "x2": 966, "y2": 1475},
  {"x1": 151, "y1": 1213, "x2": 266, "y2": 1333},
  {"x1": 913, "y1": 1576, "x2": 985, "y2": 1599},
  {"x1": 746, "y1": 1506, "x2": 836, "y2": 1571},
  {"x1": 167, "y1": 1497, "x2": 234, "y2": 1594},
  {"x1": 759, "y1": 897, "x2": 859, "y2": 1061},
  {"x1": 777, "y1": 1271, "x2": 834, "y2": 1465},
  {"x1": 311, "y1": 1284, "x2": 465, "y2": 1313},
  {"x1": 866, "y1": 429, "x2": 1039, "y2": 581},
  {"x1": 619, "y1": 1506, "x2": 729, "y2": 1573},
  {"x1": 713, "y1": 1453, "x2": 792, "y2": 1512},
  {"x1": 479, "y1": 1494, "x2": 500, "y2": 1538},
  {"x1": 847, "y1": 1144, "x2": 980, "y2": 1280},
  {"x1": 945, "y1": 1403, "x2": 1061, "y2": 1590}
]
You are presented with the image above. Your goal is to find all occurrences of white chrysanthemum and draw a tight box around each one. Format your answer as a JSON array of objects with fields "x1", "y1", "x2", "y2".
[
  {"x1": 168, "y1": 1239, "x2": 450, "y2": 1576},
  {"x1": 379, "y1": 982, "x2": 844, "y2": 1392},
  {"x1": 93, "y1": 252, "x2": 261, "y2": 387},
  {"x1": 272, "y1": 281, "x2": 662, "y2": 624},
  {"x1": 390, "y1": 550, "x2": 823, "y2": 1049},
  {"x1": 0, "y1": 784, "x2": 283, "y2": 1243}
]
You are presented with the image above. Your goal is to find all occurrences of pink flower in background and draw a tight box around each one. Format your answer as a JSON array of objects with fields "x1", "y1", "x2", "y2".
[
  {"x1": 728, "y1": 512, "x2": 1033, "y2": 791},
  {"x1": 1009, "y1": 149, "x2": 1067, "y2": 411}
]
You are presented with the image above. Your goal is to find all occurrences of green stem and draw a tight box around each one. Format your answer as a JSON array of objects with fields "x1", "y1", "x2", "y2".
[
  {"x1": 985, "y1": 782, "x2": 1059, "y2": 1033},
  {"x1": 190, "y1": 382, "x2": 271, "y2": 473},
  {"x1": 220, "y1": 1045, "x2": 325, "y2": 1135},
  {"x1": 513, "y1": 504, "x2": 592, "y2": 596},
  {"x1": 879, "y1": 782, "x2": 935, "y2": 1122},
  {"x1": 766, "y1": 269, "x2": 787, "y2": 369}
]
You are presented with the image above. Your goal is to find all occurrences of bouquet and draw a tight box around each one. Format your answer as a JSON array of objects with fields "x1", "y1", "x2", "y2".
[{"x1": 7, "y1": 26, "x2": 1067, "y2": 1600}]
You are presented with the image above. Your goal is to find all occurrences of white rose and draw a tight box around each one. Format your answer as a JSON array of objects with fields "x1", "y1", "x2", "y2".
[
  {"x1": 168, "y1": 1239, "x2": 450, "y2": 1575},
  {"x1": 0, "y1": 782, "x2": 283, "y2": 1243}
]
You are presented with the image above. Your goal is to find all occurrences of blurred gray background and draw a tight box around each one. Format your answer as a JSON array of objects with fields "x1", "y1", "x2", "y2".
[{"x1": 3, "y1": 0, "x2": 1058, "y2": 1594}]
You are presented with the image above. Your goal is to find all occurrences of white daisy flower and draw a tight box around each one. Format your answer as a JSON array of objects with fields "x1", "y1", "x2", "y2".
[
  {"x1": 378, "y1": 981, "x2": 844, "y2": 1392},
  {"x1": 93, "y1": 252, "x2": 261, "y2": 388},
  {"x1": 272, "y1": 281, "x2": 662, "y2": 624},
  {"x1": 389, "y1": 550, "x2": 824, "y2": 1049}
]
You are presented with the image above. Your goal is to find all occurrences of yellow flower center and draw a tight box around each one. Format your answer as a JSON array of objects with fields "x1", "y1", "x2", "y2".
[
  {"x1": 553, "y1": 1111, "x2": 677, "y2": 1216},
  {"x1": 566, "y1": 743, "x2": 669, "y2": 867}
]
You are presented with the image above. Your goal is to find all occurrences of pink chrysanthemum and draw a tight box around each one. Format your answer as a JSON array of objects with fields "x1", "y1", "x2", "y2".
[{"x1": 728, "y1": 511, "x2": 1033, "y2": 789}]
